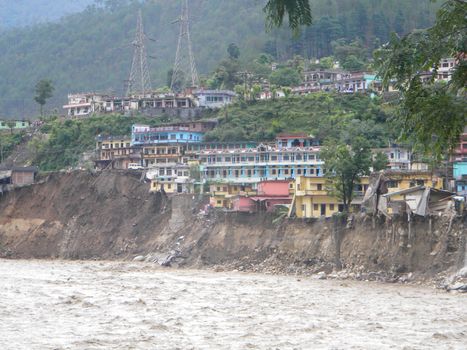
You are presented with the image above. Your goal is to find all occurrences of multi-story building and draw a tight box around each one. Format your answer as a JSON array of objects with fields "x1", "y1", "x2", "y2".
[
  {"x1": 292, "y1": 176, "x2": 369, "y2": 218},
  {"x1": 193, "y1": 90, "x2": 236, "y2": 108},
  {"x1": 63, "y1": 90, "x2": 235, "y2": 117},
  {"x1": 131, "y1": 121, "x2": 216, "y2": 146},
  {"x1": 201, "y1": 142, "x2": 323, "y2": 184},
  {"x1": 372, "y1": 145, "x2": 412, "y2": 170},
  {"x1": 148, "y1": 163, "x2": 194, "y2": 194},
  {"x1": 95, "y1": 135, "x2": 141, "y2": 169},
  {"x1": 209, "y1": 183, "x2": 256, "y2": 209}
]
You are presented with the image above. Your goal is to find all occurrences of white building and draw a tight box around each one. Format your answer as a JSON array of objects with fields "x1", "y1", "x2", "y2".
[
  {"x1": 193, "y1": 90, "x2": 236, "y2": 108},
  {"x1": 372, "y1": 146, "x2": 412, "y2": 170}
]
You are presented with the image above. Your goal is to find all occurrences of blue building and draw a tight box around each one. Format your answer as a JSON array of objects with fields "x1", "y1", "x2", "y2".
[{"x1": 132, "y1": 123, "x2": 208, "y2": 146}]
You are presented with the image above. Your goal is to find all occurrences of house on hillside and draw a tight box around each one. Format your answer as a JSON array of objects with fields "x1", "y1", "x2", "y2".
[
  {"x1": 0, "y1": 166, "x2": 38, "y2": 192},
  {"x1": 193, "y1": 90, "x2": 236, "y2": 108}
]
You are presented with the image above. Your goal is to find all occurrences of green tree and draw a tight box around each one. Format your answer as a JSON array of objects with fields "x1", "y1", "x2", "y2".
[
  {"x1": 34, "y1": 79, "x2": 54, "y2": 116},
  {"x1": 269, "y1": 67, "x2": 301, "y2": 86},
  {"x1": 372, "y1": 152, "x2": 389, "y2": 172},
  {"x1": 374, "y1": 0, "x2": 466, "y2": 159},
  {"x1": 321, "y1": 137, "x2": 372, "y2": 211},
  {"x1": 264, "y1": 0, "x2": 312, "y2": 32},
  {"x1": 341, "y1": 55, "x2": 366, "y2": 71},
  {"x1": 227, "y1": 43, "x2": 240, "y2": 60}
]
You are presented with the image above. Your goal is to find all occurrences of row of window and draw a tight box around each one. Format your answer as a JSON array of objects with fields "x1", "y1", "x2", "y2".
[
  {"x1": 200, "y1": 154, "x2": 319, "y2": 163},
  {"x1": 205, "y1": 167, "x2": 320, "y2": 178}
]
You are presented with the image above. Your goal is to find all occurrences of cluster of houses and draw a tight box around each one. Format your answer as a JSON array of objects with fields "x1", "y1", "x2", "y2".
[
  {"x1": 62, "y1": 58, "x2": 458, "y2": 119},
  {"x1": 93, "y1": 121, "x2": 467, "y2": 219},
  {"x1": 292, "y1": 58, "x2": 457, "y2": 95},
  {"x1": 63, "y1": 90, "x2": 236, "y2": 118}
]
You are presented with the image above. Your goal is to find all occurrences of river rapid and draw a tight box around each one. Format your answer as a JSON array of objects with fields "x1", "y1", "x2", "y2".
[{"x1": 0, "y1": 260, "x2": 465, "y2": 350}]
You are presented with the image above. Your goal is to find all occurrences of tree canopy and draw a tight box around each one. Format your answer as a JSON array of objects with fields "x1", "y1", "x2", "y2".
[{"x1": 374, "y1": 0, "x2": 466, "y2": 159}]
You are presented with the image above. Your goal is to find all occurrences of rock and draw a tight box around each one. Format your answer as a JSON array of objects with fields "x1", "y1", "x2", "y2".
[
  {"x1": 457, "y1": 267, "x2": 467, "y2": 278},
  {"x1": 317, "y1": 271, "x2": 327, "y2": 280},
  {"x1": 448, "y1": 283, "x2": 467, "y2": 292},
  {"x1": 133, "y1": 255, "x2": 145, "y2": 262}
]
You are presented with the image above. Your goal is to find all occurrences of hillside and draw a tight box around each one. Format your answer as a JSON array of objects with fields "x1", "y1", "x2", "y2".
[
  {"x1": 0, "y1": 0, "x2": 439, "y2": 118},
  {"x1": 203, "y1": 93, "x2": 399, "y2": 146},
  {"x1": 2, "y1": 93, "x2": 398, "y2": 171},
  {"x1": 0, "y1": 0, "x2": 94, "y2": 28}
]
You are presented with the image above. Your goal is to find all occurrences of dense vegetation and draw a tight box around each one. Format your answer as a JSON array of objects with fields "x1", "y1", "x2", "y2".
[
  {"x1": 30, "y1": 115, "x2": 164, "y2": 171},
  {"x1": 22, "y1": 93, "x2": 398, "y2": 171},
  {"x1": 0, "y1": 0, "x2": 438, "y2": 117},
  {"x1": 0, "y1": 0, "x2": 94, "y2": 28},
  {"x1": 0, "y1": 132, "x2": 24, "y2": 163},
  {"x1": 203, "y1": 93, "x2": 399, "y2": 147}
]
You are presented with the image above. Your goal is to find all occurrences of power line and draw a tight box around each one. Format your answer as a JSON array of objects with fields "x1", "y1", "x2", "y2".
[
  {"x1": 171, "y1": 0, "x2": 199, "y2": 92},
  {"x1": 126, "y1": 9, "x2": 152, "y2": 97}
]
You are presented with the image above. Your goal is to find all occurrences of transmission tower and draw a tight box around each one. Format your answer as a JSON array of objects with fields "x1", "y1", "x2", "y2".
[
  {"x1": 126, "y1": 10, "x2": 152, "y2": 97},
  {"x1": 171, "y1": 0, "x2": 199, "y2": 92}
]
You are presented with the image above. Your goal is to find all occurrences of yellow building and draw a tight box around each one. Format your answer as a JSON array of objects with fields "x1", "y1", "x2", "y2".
[
  {"x1": 292, "y1": 176, "x2": 370, "y2": 218},
  {"x1": 209, "y1": 183, "x2": 256, "y2": 209},
  {"x1": 149, "y1": 163, "x2": 194, "y2": 194},
  {"x1": 385, "y1": 171, "x2": 443, "y2": 198}
]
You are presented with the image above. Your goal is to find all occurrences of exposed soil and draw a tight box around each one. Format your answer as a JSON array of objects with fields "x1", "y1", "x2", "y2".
[{"x1": 0, "y1": 171, "x2": 465, "y2": 284}]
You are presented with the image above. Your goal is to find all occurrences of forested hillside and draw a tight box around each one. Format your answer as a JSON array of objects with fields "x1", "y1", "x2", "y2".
[
  {"x1": 0, "y1": 0, "x2": 94, "y2": 28},
  {"x1": 0, "y1": 0, "x2": 439, "y2": 118}
]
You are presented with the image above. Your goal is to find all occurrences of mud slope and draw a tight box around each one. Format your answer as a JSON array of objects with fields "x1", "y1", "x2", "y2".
[{"x1": 0, "y1": 171, "x2": 465, "y2": 278}]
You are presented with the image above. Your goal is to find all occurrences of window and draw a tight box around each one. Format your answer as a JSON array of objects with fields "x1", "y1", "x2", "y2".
[
  {"x1": 317, "y1": 184, "x2": 322, "y2": 191},
  {"x1": 271, "y1": 156, "x2": 277, "y2": 161},
  {"x1": 314, "y1": 204, "x2": 319, "y2": 211},
  {"x1": 217, "y1": 200, "x2": 222, "y2": 205},
  {"x1": 387, "y1": 180, "x2": 398, "y2": 188},
  {"x1": 272, "y1": 169, "x2": 277, "y2": 175},
  {"x1": 167, "y1": 184, "x2": 172, "y2": 189},
  {"x1": 284, "y1": 169, "x2": 289, "y2": 175},
  {"x1": 301, "y1": 204, "x2": 306, "y2": 212},
  {"x1": 330, "y1": 204, "x2": 335, "y2": 211},
  {"x1": 217, "y1": 186, "x2": 221, "y2": 191}
]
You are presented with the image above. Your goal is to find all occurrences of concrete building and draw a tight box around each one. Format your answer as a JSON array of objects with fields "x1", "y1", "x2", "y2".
[
  {"x1": 201, "y1": 143, "x2": 323, "y2": 184},
  {"x1": 131, "y1": 121, "x2": 216, "y2": 146},
  {"x1": 372, "y1": 146, "x2": 412, "y2": 170},
  {"x1": 291, "y1": 176, "x2": 368, "y2": 218},
  {"x1": 95, "y1": 136, "x2": 141, "y2": 170},
  {"x1": 209, "y1": 183, "x2": 256, "y2": 209},
  {"x1": 148, "y1": 163, "x2": 194, "y2": 194},
  {"x1": 193, "y1": 90, "x2": 236, "y2": 108}
]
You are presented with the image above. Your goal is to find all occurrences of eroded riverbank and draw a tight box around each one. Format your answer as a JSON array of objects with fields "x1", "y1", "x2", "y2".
[{"x1": 1, "y1": 259, "x2": 465, "y2": 350}]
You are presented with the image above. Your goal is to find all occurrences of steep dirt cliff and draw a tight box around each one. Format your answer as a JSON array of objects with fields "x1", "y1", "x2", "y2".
[{"x1": 0, "y1": 171, "x2": 465, "y2": 282}]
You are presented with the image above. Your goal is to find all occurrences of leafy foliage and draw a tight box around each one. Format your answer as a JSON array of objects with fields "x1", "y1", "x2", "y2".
[
  {"x1": 374, "y1": 0, "x2": 467, "y2": 159},
  {"x1": 204, "y1": 93, "x2": 399, "y2": 146},
  {"x1": 321, "y1": 137, "x2": 372, "y2": 210},
  {"x1": 34, "y1": 80, "x2": 54, "y2": 116},
  {"x1": 30, "y1": 114, "x2": 162, "y2": 171}
]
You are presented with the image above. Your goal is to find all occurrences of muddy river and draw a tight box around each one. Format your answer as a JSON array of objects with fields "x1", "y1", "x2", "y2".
[{"x1": 0, "y1": 260, "x2": 465, "y2": 349}]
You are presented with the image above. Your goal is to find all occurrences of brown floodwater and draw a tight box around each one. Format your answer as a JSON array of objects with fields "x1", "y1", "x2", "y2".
[{"x1": 0, "y1": 259, "x2": 465, "y2": 350}]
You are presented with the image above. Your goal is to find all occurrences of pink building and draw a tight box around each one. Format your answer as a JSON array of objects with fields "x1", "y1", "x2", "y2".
[{"x1": 233, "y1": 180, "x2": 292, "y2": 213}]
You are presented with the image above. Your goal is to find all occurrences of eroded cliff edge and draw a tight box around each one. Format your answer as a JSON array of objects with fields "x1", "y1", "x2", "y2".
[{"x1": 0, "y1": 171, "x2": 465, "y2": 283}]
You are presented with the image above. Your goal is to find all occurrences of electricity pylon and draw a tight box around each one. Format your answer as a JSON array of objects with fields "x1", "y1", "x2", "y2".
[
  {"x1": 127, "y1": 10, "x2": 152, "y2": 97},
  {"x1": 171, "y1": 0, "x2": 199, "y2": 92}
]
